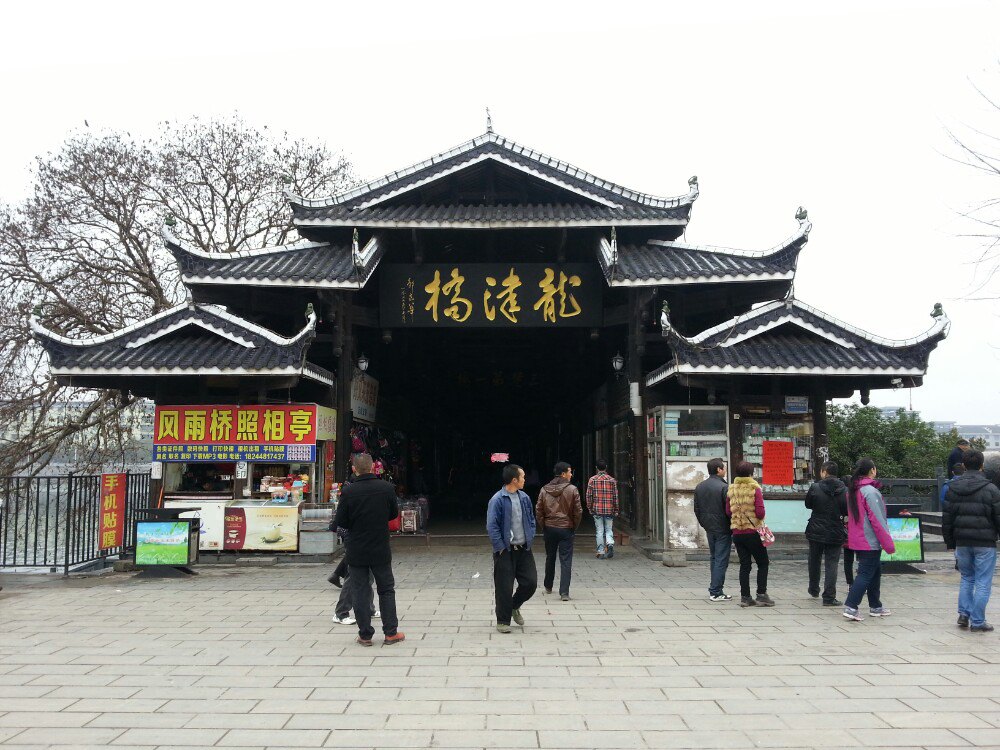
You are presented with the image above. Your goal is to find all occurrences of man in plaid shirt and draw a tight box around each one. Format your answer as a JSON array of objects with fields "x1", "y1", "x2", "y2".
[{"x1": 586, "y1": 459, "x2": 619, "y2": 559}]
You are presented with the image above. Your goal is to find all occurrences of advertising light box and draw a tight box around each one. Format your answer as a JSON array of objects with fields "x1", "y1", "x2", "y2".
[
  {"x1": 135, "y1": 519, "x2": 198, "y2": 566},
  {"x1": 881, "y1": 517, "x2": 924, "y2": 563}
]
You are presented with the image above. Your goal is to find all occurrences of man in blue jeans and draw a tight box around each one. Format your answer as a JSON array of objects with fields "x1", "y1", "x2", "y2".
[
  {"x1": 694, "y1": 458, "x2": 732, "y2": 602},
  {"x1": 943, "y1": 450, "x2": 1000, "y2": 632},
  {"x1": 586, "y1": 459, "x2": 619, "y2": 559}
]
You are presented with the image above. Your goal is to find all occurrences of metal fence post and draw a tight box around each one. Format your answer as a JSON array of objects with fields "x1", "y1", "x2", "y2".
[{"x1": 63, "y1": 472, "x2": 74, "y2": 576}]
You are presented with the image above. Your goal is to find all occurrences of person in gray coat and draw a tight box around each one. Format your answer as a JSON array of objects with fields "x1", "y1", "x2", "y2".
[{"x1": 694, "y1": 458, "x2": 731, "y2": 602}]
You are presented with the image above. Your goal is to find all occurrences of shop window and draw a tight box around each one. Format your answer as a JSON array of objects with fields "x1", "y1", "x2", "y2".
[{"x1": 742, "y1": 419, "x2": 815, "y2": 494}]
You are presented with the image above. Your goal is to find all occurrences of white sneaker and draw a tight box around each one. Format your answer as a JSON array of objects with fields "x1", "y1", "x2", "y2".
[
  {"x1": 842, "y1": 607, "x2": 864, "y2": 622},
  {"x1": 374, "y1": 610, "x2": 381, "y2": 619},
  {"x1": 709, "y1": 594, "x2": 733, "y2": 603},
  {"x1": 332, "y1": 615, "x2": 356, "y2": 625}
]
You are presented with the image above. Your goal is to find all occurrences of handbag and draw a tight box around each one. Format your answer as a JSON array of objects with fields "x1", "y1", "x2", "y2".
[{"x1": 757, "y1": 522, "x2": 775, "y2": 547}]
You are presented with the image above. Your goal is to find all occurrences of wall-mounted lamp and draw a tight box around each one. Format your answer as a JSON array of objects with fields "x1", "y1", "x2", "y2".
[
  {"x1": 357, "y1": 353, "x2": 369, "y2": 372},
  {"x1": 611, "y1": 352, "x2": 625, "y2": 374}
]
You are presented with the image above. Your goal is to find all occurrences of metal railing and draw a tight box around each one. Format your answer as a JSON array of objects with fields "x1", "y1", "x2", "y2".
[
  {"x1": 878, "y1": 476, "x2": 945, "y2": 513},
  {"x1": 0, "y1": 472, "x2": 150, "y2": 573}
]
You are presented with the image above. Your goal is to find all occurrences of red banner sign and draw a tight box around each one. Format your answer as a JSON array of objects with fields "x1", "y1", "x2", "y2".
[
  {"x1": 762, "y1": 440, "x2": 794, "y2": 486},
  {"x1": 99, "y1": 473, "x2": 127, "y2": 550},
  {"x1": 154, "y1": 404, "x2": 318, "y2": 446}
]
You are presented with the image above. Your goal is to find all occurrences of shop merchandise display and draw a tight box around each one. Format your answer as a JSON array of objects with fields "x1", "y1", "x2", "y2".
[{"x1": 346, "y1": 424, "x2": 431, "y2": 533}]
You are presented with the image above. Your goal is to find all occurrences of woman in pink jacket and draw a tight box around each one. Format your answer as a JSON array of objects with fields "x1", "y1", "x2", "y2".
[{"x1": 843, "y1": 458, "x2": 896, "y2": 621}]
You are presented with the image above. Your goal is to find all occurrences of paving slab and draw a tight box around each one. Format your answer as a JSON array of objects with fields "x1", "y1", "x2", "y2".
[{"x1": 1, "y1": 547, "x2": 999, "y2": 749}]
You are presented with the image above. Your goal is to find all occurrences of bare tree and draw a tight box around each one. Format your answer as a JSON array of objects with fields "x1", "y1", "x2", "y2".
[
  {"x1": 946, "y1": 75, "x2": 1000, "y2": 300},
  {"x1": 0, "y1": 115, "x2": 354, "y2": 476}
]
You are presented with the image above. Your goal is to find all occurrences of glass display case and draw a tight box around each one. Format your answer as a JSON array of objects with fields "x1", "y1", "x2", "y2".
[
  {"x1": 741, "y1": 418, "x2": 815, "y2": 495},
  {"x1": 646, "y1": 406, "x2": 730, "y2": 547}
]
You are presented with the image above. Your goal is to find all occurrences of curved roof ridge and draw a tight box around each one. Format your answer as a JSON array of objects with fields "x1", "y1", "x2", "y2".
[
  {"x1": 162, "y1": 229, "x2": 333, "y2": 259},
  {"x1": 30, "y1": 303, "x2": 317, "y2": 349},
  {"x1": 647, "y1": 211, "x2": 811, "y2": 258},
  {"x1": 681, "y1": 299, "x2": 950, "y2": 349},
  {"x1": 287, "y1": 131, "x2": 699, "y2": 210}
]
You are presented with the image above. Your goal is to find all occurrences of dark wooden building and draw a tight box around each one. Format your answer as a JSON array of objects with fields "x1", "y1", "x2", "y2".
[{"x1": 32, "y1": 129, "x2": 948, "y2": 555}]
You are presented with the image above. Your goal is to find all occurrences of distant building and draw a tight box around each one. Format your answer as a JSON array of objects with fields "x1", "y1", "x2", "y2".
[
  {"x1": 931, "y1": 422, "x2": 1000, "y2": 450},
  {"x1": 879, "y1": 406, "x2": 920, "y2": 420}
]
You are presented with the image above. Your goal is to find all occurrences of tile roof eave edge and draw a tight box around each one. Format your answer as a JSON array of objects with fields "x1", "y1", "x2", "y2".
[{"x1": 287, "y1": 131, "x2": 699, "y2": 210}]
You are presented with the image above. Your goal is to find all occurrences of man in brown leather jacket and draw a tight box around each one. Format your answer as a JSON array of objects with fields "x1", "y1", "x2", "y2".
[{"x1": 535, "y1": 461, "x2": 582, "y2": 601}]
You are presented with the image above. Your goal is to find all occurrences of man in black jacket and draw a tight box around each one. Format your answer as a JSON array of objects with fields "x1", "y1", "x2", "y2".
[
  {"x1": 694, "y1": 458, "x2": 731, "y2": 602},
  {"x1": 943, "y1": 450, "x2": 1000, "y2": 632},
  {"x1": 804, "y1": 461, "x2": 849, "y2": 606},
  {"x1": 333, "y1": 453, "x2": 405, "y2": 646}
]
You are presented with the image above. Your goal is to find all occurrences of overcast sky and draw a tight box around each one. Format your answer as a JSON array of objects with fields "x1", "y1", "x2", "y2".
[{"x1": 2, "y1": 0, "x2": 998, "y2": 423}]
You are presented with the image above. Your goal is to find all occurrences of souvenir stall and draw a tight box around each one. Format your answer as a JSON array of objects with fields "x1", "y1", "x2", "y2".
[
  {"x1": 348, "y1": 367, "x2": 427, "y2": 534},
  {"x1": 155, "y1": 403, "x2": 336, "y2": 552},
  {"x1": 736, "y1": 397, "x2": 817, "y2": 533}
]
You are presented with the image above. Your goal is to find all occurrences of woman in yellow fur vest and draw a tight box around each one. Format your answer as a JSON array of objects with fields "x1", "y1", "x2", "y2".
[{"x1": 726, "y1": 461, "x2": 774, "y2": 607}]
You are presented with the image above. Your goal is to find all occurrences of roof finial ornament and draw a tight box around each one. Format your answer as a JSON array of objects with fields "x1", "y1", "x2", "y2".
[
  {"x1": 486, "y1": 107, "x2": 493, "y2": 134},
  {"x1": 931, "y1": 302, "x2": 945, "y2": 318},
  {"x1": 352, "y1": 228, "x2": 360, "y2": 259},
  {"x1": 794, "y1": 205, "x2": 812, "y2": 236},
  {"x1": 660, "y1": 300, "x2": 672, "y2": 332},
  {"x1": 687, "y1": 175, "x2": 699, "y2": 199}
]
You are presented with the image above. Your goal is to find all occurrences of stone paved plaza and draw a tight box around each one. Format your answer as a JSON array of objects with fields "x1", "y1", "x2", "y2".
[{"x1": 1, "y1": 544, "x2": 999, "y2": 749}]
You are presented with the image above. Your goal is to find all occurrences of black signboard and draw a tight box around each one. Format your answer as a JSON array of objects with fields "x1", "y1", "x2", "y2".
[{"x1": 379, "y1": 264, "x2": 603, "y2": 327}]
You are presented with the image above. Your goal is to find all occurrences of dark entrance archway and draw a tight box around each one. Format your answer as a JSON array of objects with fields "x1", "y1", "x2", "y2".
[{"x1": 353, "y1": 325, "x2": 612, "y2": 531}]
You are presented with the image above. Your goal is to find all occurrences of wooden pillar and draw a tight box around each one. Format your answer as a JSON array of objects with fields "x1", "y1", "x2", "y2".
[
  {"x1": 627, "y1": 289, "x2": 647, "y2": 535},
  {"x1": 810, "y1": 381, "x2": 829, "y2": 479},
  {"x1": 334, "y1": 294, "x2": 355, "y2": 483},
  {"x1": 728, "y1": 377, "x2": 743, "y2": 471},
  {"x1": 769, "y1": 377, "x2": 782, "y2": 419}
]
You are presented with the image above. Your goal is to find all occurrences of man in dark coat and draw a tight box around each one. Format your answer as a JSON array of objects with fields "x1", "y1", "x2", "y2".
[
  {"x1": 948, "y1": 439, "x2": 970, "y2": 478},
  {"x1": 694, "y1": 458, "x2": 732, "y2": 602},
  {"x1": 804, "y1": 461, "x2": 849, "y2": 606},
  {"x1": 943, "y1": 450, "x2": 1000, "y2": 632},
  {"x1": 333, "y1": 453, "x2": 405, "y2": 646}
]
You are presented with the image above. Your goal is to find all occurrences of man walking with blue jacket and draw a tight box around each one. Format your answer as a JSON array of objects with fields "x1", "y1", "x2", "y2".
[{"x1": 487, "y1": 463, "x2": 537, "y2": 633}]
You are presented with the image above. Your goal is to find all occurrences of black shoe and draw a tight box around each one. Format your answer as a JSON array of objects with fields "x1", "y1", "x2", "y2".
[
  {"x1": 808, "y1": 590, "x2": 819, "y2": 598},
  {"x1": 756, "y1": 593, "x2": 775, "y2": 607},
  {"x1": 971, "y1": 622, "x2": 995, "y2": 633},
  {"x1": 606, "y1": 545, "x2": 614, "y2": 559},
  {"x1": 739, "y1": 596, "x2": 757, "y2": 607},
  {"x1": 958, "y1": 615, "x2": 970, "y2": 628},
  {"x1": 822, "y1": 599, "x2": 842, "y2": 607},
  {"x1": 327, "y1": 573, "x2": 342, "y2": 588}
]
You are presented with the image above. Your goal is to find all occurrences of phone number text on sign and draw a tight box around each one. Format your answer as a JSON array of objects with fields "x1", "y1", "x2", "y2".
[{"x1": 152, "y1": 444, "x2": 317, "y2": 462}]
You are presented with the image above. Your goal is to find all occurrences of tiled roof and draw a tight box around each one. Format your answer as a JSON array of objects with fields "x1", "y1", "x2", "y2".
[
  {"x1": 598, "y1": 214, "x2": 810, "y2": 286},
  {"x1": 31, "y1": 304, "x2": 333, "y2": 384},
  {"x1": 647, "y1": 299, "x2": 950, "y2": 386},
  {"x1": 290, "y1": 202, "x2": 690, "y2": 228},
  {"x1": 289, "y1": 131, "x2": 698, "y2": 227},
  {"x1": 165, "y1": 232, "x2": 384, "y2": 289}
]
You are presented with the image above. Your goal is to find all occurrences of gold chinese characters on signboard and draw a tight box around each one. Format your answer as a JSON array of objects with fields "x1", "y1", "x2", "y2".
[{"x1": 383, "y1": 263, "x2": 601, "y2": 328}]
